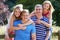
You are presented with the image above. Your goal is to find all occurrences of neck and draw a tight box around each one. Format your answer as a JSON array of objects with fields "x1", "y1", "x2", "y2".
[
  {"x1": 35, "y1": 13, "x2": 43, "y2": 19},
  {"x1": 22, "y1": 19, "x2": 29, "y2": 23},
  {"x1": 43, "y1": 9, "x2": 49, "y2": 14}
]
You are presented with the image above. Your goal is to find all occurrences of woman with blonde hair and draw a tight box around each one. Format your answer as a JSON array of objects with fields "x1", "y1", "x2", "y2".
[{"x1": 43, "y1": 1, "x2": 54, "y2": 40}]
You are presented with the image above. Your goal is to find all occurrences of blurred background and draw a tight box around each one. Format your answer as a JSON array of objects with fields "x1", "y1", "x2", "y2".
[{"x1": 0, "y1": 0, "x2": 60, "y2": 40}]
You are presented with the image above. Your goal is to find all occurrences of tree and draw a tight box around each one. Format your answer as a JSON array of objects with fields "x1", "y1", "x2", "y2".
[{"x1": 5, "y1": 0, "x2": 60, "y2": 26}]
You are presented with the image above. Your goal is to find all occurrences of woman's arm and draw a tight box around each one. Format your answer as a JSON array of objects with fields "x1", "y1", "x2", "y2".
[
  {"x1": 45, "y1": 12, "x2": 52, "y2": 40},
  {"x1": 18, "y1": 19, "x2": 34, "y2": 27},
  {"x1": 36, "y1": 19, "x2": 51, "y2": 28},
  {"x1": 9, "y1": 16, "x2": 21, "y2": 32},
  {"x1": 41, "y1": 20, "x2": 51, "y2": 28},
  {"x1": 30, "y1": 11, "x2": 35, "y2": 17},
  {"x1": 18, "y1": 11, "x2": 35, "y2": 27}
]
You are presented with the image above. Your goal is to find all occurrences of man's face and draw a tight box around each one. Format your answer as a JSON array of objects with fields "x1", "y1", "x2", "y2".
[{"x1": 35, "y1": 6, "x2": 43, "y2": 14}]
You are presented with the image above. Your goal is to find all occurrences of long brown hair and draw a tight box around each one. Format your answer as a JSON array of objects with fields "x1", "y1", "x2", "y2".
[{"x1": 13, "y1": 7, "x2": 21, "y2": 20}]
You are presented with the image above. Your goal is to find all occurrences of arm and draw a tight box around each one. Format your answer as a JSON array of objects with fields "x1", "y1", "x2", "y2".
[
  {"x1": 31, "y1": 25, "x2": 36, "y2": 40},
  {"x1": 9, "y1": 16, "x2": 21, "y2": 32},
  {"x1": 45, "y1": 13, "x2": 52, "y2": 40},
  {"x1": 36, "y1": 19, "x2": 51, "y2": 28},
  {"x1": 41, "y1": 11, "x2": 52, "y2": 28},
  {"x1": 32, "y1": 33, "x2": 36, "y2": 40},
  {"x1": 30, "y1": 10, "x2": 35, "y2": 17},
  {"x1": 36, "y1": 19, "x2": 51, "y2": 40},
  {"x1": 41, "y1": 20, "x2": 51, "y2": 28},
  {"x1": 18, "y1": 19, "x2": 34, "y2": 27},
  {"x1": 45, "y1": 31, "x2": 51, "y2": 40},
  {"x1": 47, "y1": 11, "x2": 52, "y2": 26}
]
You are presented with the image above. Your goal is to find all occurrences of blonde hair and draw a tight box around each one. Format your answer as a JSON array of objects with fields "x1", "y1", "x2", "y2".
[
  {"x1": 8, "y1": 4, "x2": 23, "y2": 24},
  {"x1": 23, "y1": 9, "x2": 29, "y2": 13},
  {"x1": 13, "y1": 4, "x2": 23, "y2": 11},
  {"x1": 43, "y1": 0, "x2": 55, "y2": 14}
]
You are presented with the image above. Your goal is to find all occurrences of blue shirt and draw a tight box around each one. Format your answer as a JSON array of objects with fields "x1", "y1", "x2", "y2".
[
  {"x1": 31, "y1": 16, "x2": 49, "y2": 40},
  {"x1": 13, "y1": 20, "x2": 36, "y2": 40}
]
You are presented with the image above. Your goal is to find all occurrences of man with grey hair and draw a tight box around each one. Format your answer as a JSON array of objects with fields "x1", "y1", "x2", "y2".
[{"x1": 31, "y1": 4, "x2": 50, "y2": 40}]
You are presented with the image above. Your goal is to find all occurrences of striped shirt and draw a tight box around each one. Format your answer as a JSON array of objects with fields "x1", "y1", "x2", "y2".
[{"x1": 31, "y1": 15, "x2": 49, "y2": 40}]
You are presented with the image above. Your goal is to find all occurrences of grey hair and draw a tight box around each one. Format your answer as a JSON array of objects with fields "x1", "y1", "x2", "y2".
[{"x1": 35, "y1": 4, "x2": 42, "y2": 9}]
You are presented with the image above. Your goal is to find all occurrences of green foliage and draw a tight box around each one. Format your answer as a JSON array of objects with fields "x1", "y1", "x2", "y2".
[
  {"x1": 5, "y1": 0, "x2": 60, "y2": 26},
  {"x1": 52, "y1": 0, "x2": 60, "y2": 26},
  {"x1": 16, "y1": 0, "x2": 43, "y2": 12}
]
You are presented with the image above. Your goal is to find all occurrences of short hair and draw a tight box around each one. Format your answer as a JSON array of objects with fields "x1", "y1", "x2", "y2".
[
  {"x1": 20, "y1": 9, "x2": 29, "y2": 20},
  {"x1": 35, "y1": 4, "x2": 42, "y2": 9}
]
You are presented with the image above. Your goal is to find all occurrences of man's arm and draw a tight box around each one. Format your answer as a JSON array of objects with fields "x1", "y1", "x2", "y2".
[
  {"x1": 31, "y1": 25, "x2": 36, "y2": 40},
  {"x1": 36, "y1": 19, "x2": 51, "y2": 28},
  {"x1": 32, "y1": 33, "x2": 36, "y2": 40},
  {"x1": 9, "y1": 16, "x2": 21, "y2": 32},
  {"x1": 45, "y1": 31, "x2": 51, "y2": 40}
]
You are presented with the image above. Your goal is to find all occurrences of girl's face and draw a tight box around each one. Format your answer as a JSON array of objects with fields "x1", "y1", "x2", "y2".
[
  {"x1": 14, "y1": 9, "x2": 21, "y2": 17},
  {"x1": 43, "y1": 3, "x2": 50, "y2": 10},
  {"x1": 35, "y1": 6, "x2": 43, "y2": 14},
  {"x1": 21, "y1": 12, "x2": 29, "y2": 20}
]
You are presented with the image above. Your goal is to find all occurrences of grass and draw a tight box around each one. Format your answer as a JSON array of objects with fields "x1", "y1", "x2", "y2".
[
  {"x1": 0, "y1": 25, "x2": 60, "y2": 40},
  {"x1": 52, "y1": 25, "x2": 60, "y2": 33},
  {"x1": 51, "y1": 25, "x2": 60, "y2": 40}
]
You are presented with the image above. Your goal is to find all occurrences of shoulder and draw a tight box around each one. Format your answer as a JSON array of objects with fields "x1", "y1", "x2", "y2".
[{"x1": 43, "y1": 16, "x2": 49, "y2": 21}]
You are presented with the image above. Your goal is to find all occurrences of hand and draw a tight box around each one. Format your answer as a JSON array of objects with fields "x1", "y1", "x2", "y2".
[
  {"x1": 21, "y1": 26, "x2": 26, "y2": 30},
  {"x1": 18, "y1": 26, "x2": 26, "y2": 30},
  {"x1": 18, "y1": 24, "x2": 26, "y2": 30},
  {"x1": 35, "y1": 19, "x2": 42, "y2": 24},
  {"x1": 18, "y1": 24, "x2": 25, "y2": 27},
  {"x1": 45, "y1": 38, "x2": 48, "y2": 40}
]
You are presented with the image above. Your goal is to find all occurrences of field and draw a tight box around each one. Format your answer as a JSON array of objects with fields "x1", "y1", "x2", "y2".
[{"x1": 0, "y1": 25, "x2": 60, "y2": 40}]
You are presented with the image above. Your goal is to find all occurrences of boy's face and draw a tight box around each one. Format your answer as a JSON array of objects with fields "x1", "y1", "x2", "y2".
[{"x1": 21, "y1": 12, "x2": 29, "y2": 20}]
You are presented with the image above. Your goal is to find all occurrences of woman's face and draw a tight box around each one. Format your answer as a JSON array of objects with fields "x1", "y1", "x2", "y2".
[
  {"x1": 35, "y1": 6, "x2": 43, "y2": 14},
  {"x1": 43, "y1": 3, "x2": 50, "y2": 10},
  {"x1": 14, "y1": 9, "x2": 21, "y2": 17},
  {"x1": 21, "y1": 12, "x2": 29, "y2": 20}
]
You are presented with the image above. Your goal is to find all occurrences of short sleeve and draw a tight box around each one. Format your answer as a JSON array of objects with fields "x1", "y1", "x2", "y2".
[{"x1": 31, "y1": 25, "x2": 36, "y2": 34}]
